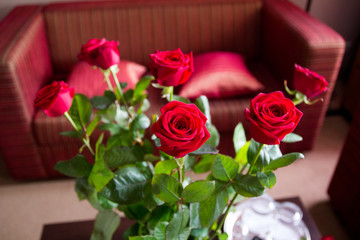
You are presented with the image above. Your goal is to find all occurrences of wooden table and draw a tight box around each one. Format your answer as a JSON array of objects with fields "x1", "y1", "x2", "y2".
[{"x1": 41, "y1": 197, "x2": 322, "y2": 240}]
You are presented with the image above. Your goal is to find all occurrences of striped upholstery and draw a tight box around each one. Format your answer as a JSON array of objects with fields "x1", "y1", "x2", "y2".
[
  {"x1": 262, "y1": 0, "x2": 345, "y2": 153},
  {"x1": 0, "y1": 0, "x2": 345, "y2": 179},
  {"x1": 43, "y1": 0, "x2": 262, "y2": 73},
  {"x1": 0, "y1": 6, "x2": 53, "y2": 179}
]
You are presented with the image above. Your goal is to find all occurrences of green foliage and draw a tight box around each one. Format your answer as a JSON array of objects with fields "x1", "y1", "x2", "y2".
[
  {"x1": 91, "y1": 210, "x2": 120, "y2": 240},
  {"x1": 152, "y1": 174, "x2": 182, "y2": 203},
  {"x1": 54, "y1": 154, "x2": 92, "y2": 178},
  {"x1": 51, "y1": 69, "x2": 306, "y2": 240},
  {"x1": 182, "y1": 180, "x2": 215, "y2": 203},
  {"x1": 211, "y1": 154, "x2": 239, "y2": 182}
]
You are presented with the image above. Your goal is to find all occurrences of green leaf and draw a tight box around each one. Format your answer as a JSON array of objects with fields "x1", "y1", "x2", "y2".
[
  {"x1": 190, "y1": 144, "x2": 218, "y2": 155},
  {"x1": 218, "y1": 232, "x2": 229, "y2": 240},
  {"x1": 75, "y1": 178, "x2": 102, "y2": 211},
  {"x1": 282, "y1": 133, "x2": 303, "y2": 143},
  {"x1": 154, "y1": 159, "x2": 178, "y2": 175},
  {"x1": 193, "y1": 154, "x2": 216, "y2": 173},
  {"x1": 182, "y1": 180, "x2": 215, "y2": 203},
  {"x1": 89, "y1": 144, "x2": 114, "y2": 192},
  {"x1": 147, "y1": 205, "x2": 172, "y2": 230},
  {"x1": 104, "y1": 146, "x2": 141, "y2": 168},
  {"x1": 59, "y1": 130, "x2": 83, "y2": 138},
  {"x1": 234, "y1": 140, "x2": 251, "y2": 166},
  {"x1": 257, "y1": 172, "x2": 277, "y2": 189},
  {"x1": 206, "y1": 123, "x2": 220, "y2": 148},
  {"x1": 232, "y1": 174, "x2": 265, "y2": 197},
  {"x1": 264, "y1": 152, "x2": 304, "y2": 171},
  {"x1": 184, "y1": 155, "x2": 196, "y2": 171},
  {"x1": 190, "y1": 228, "x2": 208, "y2": 238},
  {"x1": 154, "y1": 222, "x2": 168, "y2": 240},
  {"x1": 98, "y1": 194, "x2": 118, "y2": 210},
  {"x1": 123, "y1": 202, "x2": 150, "y2": 221},
  {"x1": 98, "y1": 123, "x2": 122, "y2": 135},
  {"x1": 130, "y1": 113, "x2": 150, "y2": 131},
  {"x1": 247, "y1": 140, "x2": 270, "y2": 171},
  {"x1": 129, "y1": 236, "x2": 156, "y2": 240},
  {"x1": 100, "y1": 166, "x2": 149, "y2": 204},
  {"x1": 123, "y1": 223, "x2": 140, "y2": 240},
  {"x1": 190, "y1": 182, "x2": 228, "y2": 228},
  {"x1": 138, "y1": 98, "x2": 150, "y2": 113},
  {"x1": 54, "y1": 154, "x2": 92, "y2": 178},
  {"x1": 69, "y1": 93, "x2": 92, "y2": 128},
  {"x1": 212, "y1": 154, "x2": 239, "y2": 182},
  {"x1": 134, "y1": 75, "x2": 153, "y2": 100},
  {"x1": 165, "y1": 208, "x2": 190, "y2": 240},
  {"x1": 194, "y1": 95, "x2": 211, "y2": 124},
  {"x1": 143, "y1": 182, "x2": 163, "y2": 211},
  {"x1": 152, "y1": 174, "x2": 182, "y2": 203},
  {"x1": 86, "y1": 116, "x2": 101, "y2": 136},
  {"x1": 172, "y1": 95, "x2": 191, "y2": 104},
  {"x1": 123, "y1": 89, "x2": 134, "y2": 104},
  {"x1": 263, "y1": 144, "x2": 283, "y2": 160},
  {"x1": 90, "y1": 210, "x2": 120, "y2": 240},
  {"x1": 233, "y1": 123, "x2": 247, "y2": 153},
  {"x1": 91, "y1": 96, "x2": 113, "y2": 110}
]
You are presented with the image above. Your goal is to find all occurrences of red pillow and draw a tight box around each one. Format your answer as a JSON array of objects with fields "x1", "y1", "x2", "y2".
[
  {"x1": 178, "y1": 52, "x2": 263, "y2": 99},
  {"x1": 67, "y1": 60, "x2": 146, "y2": 98}
]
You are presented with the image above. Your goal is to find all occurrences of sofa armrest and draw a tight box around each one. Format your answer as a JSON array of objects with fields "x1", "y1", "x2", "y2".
[
  {"x1": 262, "y1": 0, "x2": 345, "y2": 89},
  {"x1": 0, "y1": 6, "x2": 53, "y2": 179},
  {"x1": 261, "y1": 0, "x2": 345, "y2": 152}
]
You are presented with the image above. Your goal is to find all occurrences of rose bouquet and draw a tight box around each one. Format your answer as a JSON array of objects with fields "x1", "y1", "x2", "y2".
[{"x1": 34, "y1": 38, "x2": 327, "y2": 240}]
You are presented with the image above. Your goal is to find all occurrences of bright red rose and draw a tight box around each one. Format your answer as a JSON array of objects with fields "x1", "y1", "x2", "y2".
[
  {"x1": 151, "y1": 101, "x2": 210, "y2": 158},
  {"x1": 34, "y1": 81, "x2": 74, "y2": 117},
  {"x1": 293, "y1": 64, "x2": 328, "y2": 98},
  {"x1": 244, "y1": 91, "x2": 303, "y2": 145},
  {"x1": 78, "y1": 38, "x2": 120, "y2": 70},
  {"x1": 149, "y1": 48, "x2": 193, "y2": 87}
]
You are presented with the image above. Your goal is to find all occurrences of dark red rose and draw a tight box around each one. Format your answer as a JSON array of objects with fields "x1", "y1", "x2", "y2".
[
  {"x1": 293, "y1": 64, "x2": 328, "y2": 98},
  {"x1": 34, "y1": 81, "x2": 74, "y2": 117},
  {"x1": 149, "y1": 48, "x2": 193, "y2": 87},
  {"x1": 244, "y1": 91, "x2": 303, "y2": 145},
  {"x1": 321, "y1": 236, "x2": 335, "y2": 240},
  {"x1": 151, "y1": 101, "x2": 210, "y2": 158},
  {"x1": 78, "y1": 38, "x2": 120, "y2": 70}
]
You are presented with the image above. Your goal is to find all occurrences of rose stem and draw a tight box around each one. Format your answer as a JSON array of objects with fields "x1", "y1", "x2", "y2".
[
  {"x1": 109, "y1": 67, "x2": 134, "y2": 120},
  {"x1": 209, "y1": 193, "x2": 239, "y2": 240},
  {"x1": 169, "y1": 86, "x2": 174, "y2": 102},
  {"x1": 103, "y1": 70, "x2": 114, "y2": 91},
  {"x1": 247, "y1": 143, "x2": 264, "y2": 174},
  {"x1": 64, "y1": 112, "x2": 95, "y2": 156}
]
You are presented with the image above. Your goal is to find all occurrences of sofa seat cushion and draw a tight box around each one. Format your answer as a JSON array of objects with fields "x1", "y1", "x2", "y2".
[
  {"x1": 33, "y1": 60, "x2": 146, "y2": 145},
  {"x1": 178, "y1": 52, "x2": 264, "y2": 99}
]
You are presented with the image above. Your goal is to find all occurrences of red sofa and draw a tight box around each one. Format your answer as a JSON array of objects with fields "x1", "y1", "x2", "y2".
[{"x1": 0, "y1": 0, "x2": 345, "y2": 179}]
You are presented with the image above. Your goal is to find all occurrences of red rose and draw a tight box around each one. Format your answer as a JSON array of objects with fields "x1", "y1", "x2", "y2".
[
  {"x1": 151, "y1": 101, "x2": 210, "y2": 158},
  {"x1": 293, "y1": 64, "x2": 328, "y2": 98},
  {"x1": 244, "y1": 91, "x2": 303, "y2": 145},
  {"x1": 321, "y1": 236, "x2": 335, "y2": 240},
  {"x1": 34, "y1": 81, "x2": 74, "y2": 117},
  {"x1": 149, "y1": 48, "x2": 193, "y2": 87},
  {"x1": 78, "y1": 38, "x2": 120, "y2": 70}
]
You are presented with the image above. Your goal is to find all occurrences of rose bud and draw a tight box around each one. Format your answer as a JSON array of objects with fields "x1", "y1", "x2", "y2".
[
  {"x1": 78, "y1": 38, "x2": 120, "y2": 70},
  {"x1": 149, "y1": 48, "x2": 193, "y2": 87},
  {"x1": 244, "y1": 91, "x2": 303, "y2": 145},
  {"x1": 34, "y1": 81, "x2": 74, "y2": 117},
  {"x1": 293, "y1": 64, "x2": 328, "y2": 99},
  {"x1": 151, "y1": 101, "x2": 210, "y2": 158}
]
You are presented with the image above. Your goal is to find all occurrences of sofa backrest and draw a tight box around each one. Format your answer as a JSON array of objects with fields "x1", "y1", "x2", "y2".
[{"x1": 43, "y1": 0, "x2": 262, "y2": 73}]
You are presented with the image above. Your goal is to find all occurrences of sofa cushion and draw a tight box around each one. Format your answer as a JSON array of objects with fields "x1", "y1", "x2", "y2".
[
  {"x1": 178, "y1": 52, "x2": 264, "y2": 99},
  {"x1": 66, "y1": 60, "x2": 146, "y2": 98}
]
